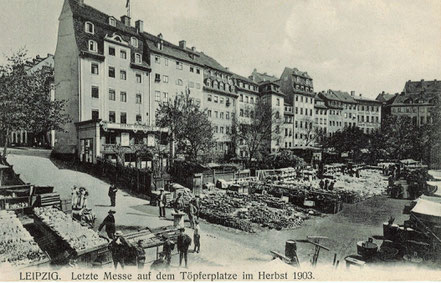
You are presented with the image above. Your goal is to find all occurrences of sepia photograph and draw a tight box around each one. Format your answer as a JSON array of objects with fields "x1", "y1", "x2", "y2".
[{"x1": 0, "y1": 0, "x2": 440, "y2": 281}]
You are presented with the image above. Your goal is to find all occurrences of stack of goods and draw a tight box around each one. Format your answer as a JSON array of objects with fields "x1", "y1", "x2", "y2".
[
  {"x1": 34, "y1": 207, "x2": 106, "y2": 253},
  {"x1": 199, "y1": 192, "x2": 306, "y2": 232},
  {"x1": 0, "y1": 211, "x2": 47, "y2": 267}
]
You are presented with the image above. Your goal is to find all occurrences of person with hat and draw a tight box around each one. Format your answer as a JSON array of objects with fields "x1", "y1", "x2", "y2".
[
  {"x1": 158, "y1": 189, "x2": 166, "y2": 218},
  {"x1": 193, "y1": 220, "x2": 200, "y2": 253},
  {"x1": 108, "y1": 230, "x2": 129, "y2": 269},
  {"x1": 174, "y1": 192, "x2": 184, "y2": 213},
  {"x1": 162, "y1": 236, "x2": 175, "y2": 268},
  {"x1": 108, "y1": 183, "x2": 118, "y2": 207},
  {"x1": 98, "y1": 209, "x2": 116, "y2": 239},
  {"x1": 177, "y1": 228, "x2": 192, "y2": 268},
  {"x1": 135, "y1": 239, "x2": 146, "y2": 269}
]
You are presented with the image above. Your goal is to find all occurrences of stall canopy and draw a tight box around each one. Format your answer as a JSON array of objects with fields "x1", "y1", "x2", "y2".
[
  {"x1": 411, "y1": 198, "x2": 441, "y2": 224},
  {"x1": 429, "y1": 170, "x2": 441, "y2": 180},
  {"x1": 426, "y1": 181, "x2": 441, "y2": 197}
]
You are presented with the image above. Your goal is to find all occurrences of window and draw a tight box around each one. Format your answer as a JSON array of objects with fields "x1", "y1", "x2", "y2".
[
  {"x1": 207, "y1": 110, "x2": 211, "y2": 117},
  {"x1": 214, "y1": 96, "x2": 218, "y2": 103},
  {"x1": 92, "y1": 110, "x2": 99, "y2": 120},
  {"x1": 240, "y1": 109, "x2": 243, "y2": 117},
  {"x1": 109, "y1": 111, "x2": 115, "y2": 123},
  {"x1": 131, "y1": 37, "x2": 138, "y2": 47},
  {"x1": 189, "y1": 81, "x2": 194, "y2": 88},
  {"x1": 120, "y1": 112, "x2": 127, "y2": 124},
  {"x1": 88, "y1": 40, "x2": 98, "y2": 52},
  {"x1": 150, "y1": 73, "x2": 159, "y2": 83},
  {"x1": 176, "y1": 61, "x2": 183, "y2": 70},
  {"x1": 245, "y1": 96, "x2": 249, "y2": 103},
  {"x1": 190, "y1": 67, "x2": 194, "y2": 72},
  {"x1": 120, "y1": 50, "x2": 127, "y2": 59},
  {"x1": 120, "y1": 91, "x2": 127, "y2": 102},
  {"x1": 214, "y1": 111, "x2": 218, "y2": 118},
  {"x1": 155, "y1": 91, "x2": 161, "y2": 102},
  {"x1": 108, "y1": 47, "x2": 115, "y2": 56},
  {"x1": 208, "y1": 94, "x2": 212, "y2": 102},
  {"x1": 176, "y1": 79, "x2": 183, "y2": 86},
  {"x1": 164, "y1": 58, "x2": 168, "y2": 66},
  {"x1": 91, "y1": 63, "x2": 99, "y2": 75},
  {"x1": 85, "y1": 22, "x2": 94, "y2": 34},
  {"x1": 162, "y1": 92, "x2": 168, "y2": 102},
  {"x1": 120, "y1": 70, "x2": 127, "y2": 80},
  {"x1": 220, "y1": 112, "x2": 224, "y2": 119},
  {"x1": 220, "y1": 127, "x2": 224, "y2": 134},
  {"x1": 91, "y1": 86, "x2": 99, "y2": 98},
  {"x1": 136, "y1": 114, "x2": 142, "y2": 123},
  {"x1": 277, "y1": 98, "x2": 280, "y2": 106},
  {"x1": 220, "y1": 97, "x2": 224, "y2": 104},
  {"x1": 163, "y1": 75, "x2": 168, "y2": 83},
  {"x1": 250, "y1": 97, "x2": 254, "y2": 104},
  {"x1": 196, "y1": 83, "x2": 201, "y2": 89},
  {"x1": 155, "y1": 56, "x2": 160, "y2": 64},
  {"x1": 214, "y1": 126, "x2": 218, "y2": 133},
  {"x1": 108, "y1": 67, "x2": 115, "y2": 78},
  {"x1": 135, "y1": 53, "x2": 142, "y2": 63},
  {"x1": 136, "y1": 93, "x2": 142, "y2": 104},
  {"x1": 136, "y1": 74, "x2": 142, "y2": 83},
  {"x1": 240, "y1": 94, "x2": 243, "y2": 102},
  {"x1": 108, "y1": 89, "x2": 116, "y2": 101},
  {"x1": 196, "y1": 69, "x2": 200, "y2": 74}
]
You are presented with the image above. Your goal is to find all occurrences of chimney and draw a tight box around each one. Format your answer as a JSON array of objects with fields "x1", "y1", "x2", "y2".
[
  {"x1": 179, "y1": 40, "x2": 186, "y2": 49},
  {"x1": 157, "y1": 33, "x2": 163, "y2": 39},
  {"x1": 135, "y1": 20, "x2": 143, "y2": 33},
  {"x1": 359, "y1": 93, "x2": 362, "y2": 97},
  {"x1": 120, "y1": 15, "x2": 131, "y2": 26},
  {"x1": 350, "y1": 91, "x2": 355, "y2": 96},
  {"x1": 191, "y1": 46, "x2": 196, "y2": 51}
]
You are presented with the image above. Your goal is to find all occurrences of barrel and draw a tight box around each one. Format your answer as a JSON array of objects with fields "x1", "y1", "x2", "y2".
[{"x1": 285, "y1": 240, "x2": 297, "y2": 260}]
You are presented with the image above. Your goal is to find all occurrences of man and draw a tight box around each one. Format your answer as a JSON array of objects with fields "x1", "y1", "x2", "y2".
[
  {"x1": 188, "y1": 202, "x2": 196, "y2": 229},
  {"x1": 193, "y1": 220, "x2": 200, "y2": 253},
  {"x1": 162, "y1": 236, "x2": 175, "y2": 268},
  {"x1": 98, "y1": 209, "x2": 116, "y2": 239},
  {"x1": 135, "y1": 240, "x2": 146, "y2": 269},
  {"x1": 177, "y1": 228, "x2": 192, "y2": 268},
  {"x1": 328, "y1": 181, "x2": 335, "y2": 191},
  {"x1": 159, "y1": 189, "x2": 166, "y2": 218},
  {"x1": 174, "y1": 193, "x2": 184, "y2": 213},
  {"x1": 108, "y1": 230, "x2": 129, "y2": 269},
  {"x1": 108, "y1": 183, "x2": 118, "y2": 207},
  {"x1": 194, "y1": 196, "x2": 201, "y2": 220}
]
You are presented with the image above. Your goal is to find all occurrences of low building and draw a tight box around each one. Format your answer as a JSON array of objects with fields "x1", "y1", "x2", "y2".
[{"x1": 318, "y1": 90, "x2": 357, "y2": 135}]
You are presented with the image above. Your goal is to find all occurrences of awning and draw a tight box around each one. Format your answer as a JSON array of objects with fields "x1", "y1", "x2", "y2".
[
  {"x1": 411, "y1": 198, "x2": 441, "y2": 224},
  {"x1": 429, "y1": 170, "x2": 441, "y2": 180}
]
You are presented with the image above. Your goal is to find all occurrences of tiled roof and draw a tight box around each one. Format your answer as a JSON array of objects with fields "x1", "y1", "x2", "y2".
[
  {"x1": 232, "y1": 73, "x2": 257, "y2": 85},
  {"x1": 321, "y1": 90, "x2": 357, "y2": 104},
  {"x1": 375, "y1": 92, "x2": 397, "y2": 103},
  {"x1": 197, "y1": 52, "x2": 231, "y2": 74},
  {"x1": 285, "y1": 67, "x2": 312, "y2": 79},
  {"x1": 251, "y1": 70, "x2": 279, "y2": 83},
  {"x1": 355, "y1": 96, "x2": 383, "y2": 104},
  {"x1": 392, "y1": 80, "x2": 441, "y2": 105}
]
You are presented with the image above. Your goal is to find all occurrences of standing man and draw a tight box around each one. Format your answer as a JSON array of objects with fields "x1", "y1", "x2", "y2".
[
  {"x1": 188, "y1": 202, "x2": 196, "y2": 229},
  {"x1": 135, "y1": 240, "x2": 146, "y2": 269},
  {"x1": 162, "y1": 236, "x2": 174, "y2": 268},
  {"x1": 194, "y1": 196, "x2": 201, "y2": 220},
  {"x1": 193, "y1": 220, "x2": 200, "y2": 253},
  {"x1": 108, "y1": 183, "x2": 118, "y2": 207},
  {"x1": 174, "y1": 193, "x2": 184, "y2": 213},
  {"x1": 177, "y1": 228, "x2": 192, "y2": 268},
  {"x1": 98, "y1": 209, "x2": 116, "y2": 239},
  {"x1": 108, "y1": 231, "x2": 129, "y2": 269},
  {"x1": 159, "y1": 189, "x2": 166, "y2": 218}
]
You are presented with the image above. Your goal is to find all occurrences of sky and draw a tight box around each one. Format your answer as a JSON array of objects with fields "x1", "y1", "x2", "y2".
[{"x1": 0, "y1": 0, "x2": 440, "y2": 99}]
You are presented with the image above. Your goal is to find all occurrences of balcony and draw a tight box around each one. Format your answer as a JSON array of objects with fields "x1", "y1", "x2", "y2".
[{"x1": 100, "y1": 121, "x2": 168, "y2": 133}]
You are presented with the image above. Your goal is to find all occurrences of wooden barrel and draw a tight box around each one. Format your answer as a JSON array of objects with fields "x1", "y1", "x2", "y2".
[{"x1": 285, "y1": 240, "x2": 297, "y2": 260}]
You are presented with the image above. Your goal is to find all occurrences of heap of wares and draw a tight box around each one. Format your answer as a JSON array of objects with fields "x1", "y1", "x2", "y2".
[
  {"x1": 0, "y1": 211, "x2": 47, "y2": 267},
  {"x1": 34, "y1": 207, "x2": 107, "y2": 252}
]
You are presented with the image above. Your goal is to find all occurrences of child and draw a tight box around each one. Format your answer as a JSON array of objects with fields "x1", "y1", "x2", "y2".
[{"x1": 193, "y1": 220, "x2": 200, "y2": 253}]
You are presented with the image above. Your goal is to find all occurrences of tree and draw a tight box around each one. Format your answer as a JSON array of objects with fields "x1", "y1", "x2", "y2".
[
  {"x1": 265, "y1": 150, "x2": 305, "y2": 169},
  {"x1": 0, "y1": 49, "x2": 69, "y2": 157},
  {"x1": 381, "y1": 115, "x2": 419, "y2": 161},
  {"x1": 299, "y1": 117, "x2": 316, "y2": 146},
  {"x1": 231, "y1": 97, "x2": 282, "y2": 165},
  {"x1": 156, "y1": 90, "x2": 214, "y2": 162},
  {"x1": 320, "y1": 126, "x2": 368, "y2": 160}
]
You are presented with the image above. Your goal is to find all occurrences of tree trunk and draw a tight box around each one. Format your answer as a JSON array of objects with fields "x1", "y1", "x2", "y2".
[{"x1": 2, "y1": 129, "x2": 9, "y2": 158}]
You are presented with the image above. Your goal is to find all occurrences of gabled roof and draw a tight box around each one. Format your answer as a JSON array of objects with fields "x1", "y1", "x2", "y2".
[
  {"x1": 197, "y1": 52, "x2": 232, "y2": 74},
  {"x1": 375, "y1": 92, "x2": 397, "y2": 103},
  {"x1": 285, "y1": 67, "x2": 312, "y2": 79},
  {"x1": 250, "y1": 69, "x2": 279, "y2": 83},
  {"x1": 232, "y1": 73, "x2": 257, "y2": 86},
  {"x1": 321, "y1": 90, "x2": 357, "y2": 104},
  {"x1": 392, "y1": 80, "x2": 441, "y2": 105}
]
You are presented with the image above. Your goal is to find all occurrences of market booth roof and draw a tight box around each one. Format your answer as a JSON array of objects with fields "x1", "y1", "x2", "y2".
[
  {"x1": 411, "y1": 198, "x2": 441, "y2": 224},
  {"x1": 426, "y1": 180, "x2": 441, "y2": 197}
]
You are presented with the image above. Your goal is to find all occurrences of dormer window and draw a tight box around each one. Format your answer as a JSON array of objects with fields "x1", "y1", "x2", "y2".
[
  {"x1": 88, "y1": 40, "x2": 98, "y2": 52},
  {"x1": 109, "y1": 17, "x2": 116, "y2": 27},
  {"x1": 85, "y1": 21, "x2": 94, "y2": 34},
  {"x1": 135, "y1": 53, "x2": 142, "y2": 64},
  {"x1": 131, "y1": 37, "x2": 138, "y2": 48}
]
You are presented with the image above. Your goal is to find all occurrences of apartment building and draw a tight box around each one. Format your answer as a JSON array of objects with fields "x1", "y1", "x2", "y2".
[
  {"x1": 282, "y1": 103, "x2": 294, "y2": 149},
  {"x1": 279, "y1": 67, "x2": 315, "y2": 147},
  {"x1": 390, "y1": 80, "x2": 440, "y2": 126},
  {"x1": 355, "y1": 95, "x2": 382, "y2": 134},
  {"x1": 54, "y1": 0, "x2": 162, "y2": 165},
  {"x1": 314, "y1": 94, "x2": 328, "y2": 136}
]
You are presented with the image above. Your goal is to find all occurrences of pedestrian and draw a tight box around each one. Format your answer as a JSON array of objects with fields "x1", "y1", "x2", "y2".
[
  {"x1": 319, "y1": 179, "x2": 324, "y2": 190},
  {"x1": 162, "y1": 236, "x2": 175, "y2": 268},
  {"x1": 177, "y1": 228, "x2": 192, "y2": 268},
  {"x1": 193, "y1": 220, "x2": 200, "y2": 253},
  {"x1": 108, "y1": 230, "x2": 130, "y2": 269},
  {"x1": 135, "y1": 240, "x2": 146, "y2": 269},
  {"x1": 194, "y1": 196, "x2": 201, "y2": 220},
  {"x1": 158, "y1": 189, "x2": 166, "y2": 218},
  {"x1": 328, "y1": 181, "x2": 335, "y2": 191},
  {"x1": 108, "y1": 183, "x2": 118, "y2": 207},
  {"x1": 188, "y1": 202, "x2": 196, "y2": 229},
  {"x1": 324, "y1": 179, "x2": 329, "y2": 190},
  {"x1": 98, "y1": 209, "x2": 116, "y2": 239},
  {"x1": 174, "y1": 193, "x2": 184, "y2": 213},
  {"x1": 71, "y1": 186, "x2": 79, "y2": 209},
  {"x1": 355, "y1": 170, "x2": 360, "y2": 178}
]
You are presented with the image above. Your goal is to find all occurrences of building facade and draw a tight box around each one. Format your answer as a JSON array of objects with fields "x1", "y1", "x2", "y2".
[
  {"x1": 355, "y1": 95, "x2": 382, "y2": 134},
  {"x1": 313, "y1": 94, "x2": 329, "y2": 136},
  {"x1": 389, "y1": 80, "x2": 440, "y2": 126}
]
